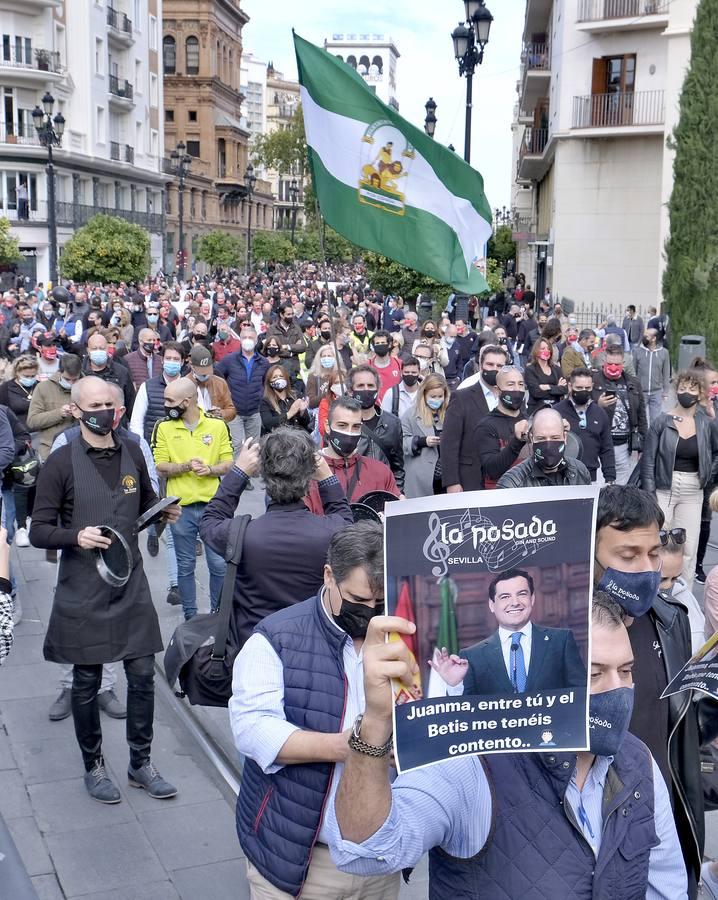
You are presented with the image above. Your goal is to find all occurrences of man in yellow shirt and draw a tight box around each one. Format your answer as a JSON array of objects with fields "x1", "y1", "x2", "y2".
[{"x1": 152, "y1": 377, "x2": 233, "y2": 620}]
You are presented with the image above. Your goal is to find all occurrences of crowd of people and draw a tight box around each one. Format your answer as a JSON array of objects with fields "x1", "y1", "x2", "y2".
[{"x1": 0, "y1": 261, "x2": 716, "y2": 898}]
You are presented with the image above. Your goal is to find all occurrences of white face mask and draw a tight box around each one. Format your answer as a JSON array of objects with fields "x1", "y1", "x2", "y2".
[
  {"x1": 241, "y1": 338, "x2": 255, "y2": 352},
  {"x1": 418, "y1": 358, "x2": 430, "y2": 371}
]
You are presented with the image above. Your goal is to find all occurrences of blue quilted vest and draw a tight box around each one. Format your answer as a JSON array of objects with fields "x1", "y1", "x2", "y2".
[
  {"x1": 428, "y1": 733, "x2": 658, "y2": 900},
  {"x1": 144, "y1": 374, "x2": 168, "y2": 443},
  {"x1": 236, "y1": 593, "x2": 348, "y2": 897}
]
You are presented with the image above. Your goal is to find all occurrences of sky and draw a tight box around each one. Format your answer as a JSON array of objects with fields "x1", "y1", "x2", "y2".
[{"x1": 243, "y1": 0, "x2": 526, "y2": 212}]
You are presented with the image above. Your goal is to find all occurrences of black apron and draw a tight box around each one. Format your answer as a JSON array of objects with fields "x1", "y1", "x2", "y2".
[{"x1": 43, "y1": 438, "x2": 163, "y2": 665}]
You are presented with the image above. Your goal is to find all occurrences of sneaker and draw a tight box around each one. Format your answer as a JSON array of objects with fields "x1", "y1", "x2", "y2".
[
  {"x1": 84, "y1": 758, "x2": 121, "y2": 804},
  {"x1": 48, "y1": 688, "x2": 72, "y2": 721},
  {"x1": 195, "y1": 540, "x2": 203, "y2": 557},
  {"x1": 97, "y1": 689, "x2": 127, "y2": 719},
  {"x1": 147, "y1": 533, "x2": 159, "y2": 557},
  {"x1": 701, "y1": 862, "x2": 718, "y2": 899},
  {"x1": 696, "y1": 565, "x2": 707, "y2": 585},
  {"x1": 128, "y1": 761, "x2": 177, "y2": 799},
  {"x1": 15, "y1": 527, "x2": 29, "y2": 548},
  {"x1": 166, "y1": 585, "x2": 181, "y2": 606}
]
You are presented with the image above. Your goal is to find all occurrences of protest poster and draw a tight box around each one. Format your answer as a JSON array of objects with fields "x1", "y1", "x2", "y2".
[
  {"x1": 385, "y1": 485, "x2": 598, "y2": 773},
  {"x1": 661, "y1": 630, "x2": 718, "y2": 701}
]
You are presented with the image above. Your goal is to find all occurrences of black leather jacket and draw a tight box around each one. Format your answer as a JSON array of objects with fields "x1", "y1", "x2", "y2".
[
  {"x1": 357, "y1": 407, "x2": 405, "y2": 492},
  {"x1": 496, "y1": 455, "x2": 591, "y2": 489},
  {"x1": 640, "y1": 410, "x2": 718, "y2": 492}
]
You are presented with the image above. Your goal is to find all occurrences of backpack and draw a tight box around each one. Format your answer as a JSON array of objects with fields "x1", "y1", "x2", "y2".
[{"x1": 164, "y1": 514, "x2": 250, "y2": 707}]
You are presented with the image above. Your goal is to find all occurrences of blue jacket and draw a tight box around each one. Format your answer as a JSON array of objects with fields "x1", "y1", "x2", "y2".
[
  {"x1": 216, "y1": 351, "x2": 269, "y2": 417},
  {"x1": 429, "y1": 733, "x2": 658, "y2": 899},
  {"x1": 236, "y1": 593, "x2": 347, "y2": 897}
]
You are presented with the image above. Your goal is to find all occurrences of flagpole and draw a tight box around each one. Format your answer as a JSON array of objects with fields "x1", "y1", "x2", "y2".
[{"x1": 313, "y1": 198, "x2": 346, "y2": 393}]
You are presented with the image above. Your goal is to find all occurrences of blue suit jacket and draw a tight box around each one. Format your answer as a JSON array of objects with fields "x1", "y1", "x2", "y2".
[{"x1": 459, "y1": 624, "x2": 586, "y2": 695}]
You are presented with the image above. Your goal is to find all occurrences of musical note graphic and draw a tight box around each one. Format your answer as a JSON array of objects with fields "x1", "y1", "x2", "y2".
[{"x1": 422, "y1": 512, "x2": 450, "y2": 578}]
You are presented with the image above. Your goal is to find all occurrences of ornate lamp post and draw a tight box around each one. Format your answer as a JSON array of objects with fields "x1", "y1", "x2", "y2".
[
  {"x1": 451, "y1": 0, "x2": 493, "y2": 164},
  {"x1": 169, "y1": 141, "x2": 192, "y2": 281},
  {"x1": 288, "y1": 177, "x2": 299, "y2": 245},
  {"x1": 424, "y1": 97, "x2": 437, "y2": 138},
  {"x1": 32, "y1": 92, "x2": 65, "y2": 285},
  {"x1": 244, "y1": 162, "x2": 257, "y2": 274}
]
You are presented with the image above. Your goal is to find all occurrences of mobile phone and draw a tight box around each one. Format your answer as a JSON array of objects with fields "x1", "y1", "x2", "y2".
[{"x1": 604, "y1": 390, "x2": 616, "y2": 399}]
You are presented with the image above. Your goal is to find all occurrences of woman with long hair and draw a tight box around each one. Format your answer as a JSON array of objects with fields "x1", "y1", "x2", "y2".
[
  {"x1": 401, "y1": 373, "x2": 450, "y2": 498},
  {"x1": 641, "y1": 370, "x2": 718, "y2": 588},
  {"x1": 688, "y1": 357, "x2": 718, "y2": 582},
  {"x1": 259, "y1": 363, "x2": 311, "y2": 436},
  {"x1": 524, "y1": 336, "x2": 567, "y2": 416},
  {"x1": 306, "y1": 344, "x2": 346, "y2": 409}
]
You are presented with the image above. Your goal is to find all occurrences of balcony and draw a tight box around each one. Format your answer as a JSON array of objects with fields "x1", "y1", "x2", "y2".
[
  {"x1": 520, "y1": 42, "x2": 551, "y2": 114},
  {"x1": 6, "y1": 201, "x2": 163, "y2": 232},
  {"x1": 0, "y1": 46, "x2": 64, "y2": 84},
  {"x1": 572, "y1": 90, "x2": 665, "y2": 133},
  {"x1": 110, "y1": 140, "x2": 121, "y2": 161},
  {"x1": 109, "y1": 142, "x2": 135, "y2": 164},
  {"x1": 517, "y1": 127, "x2": 551, "y2": 181},
  {"x1": 125, "y1": 144, "x2": 134, "y2": 164},
  {"x1": 524, "y1": 0, "x2": 553, "y2": 41},
  {"x1": 107, "y1": 7, "x2": 134, "y2": 46},
  {"x1": 108, "y1": 74, "x2": 134, "y2": 107},
  {"x1": 0, "y1": 124, "x2": 41, "y2": 146},
  {"x1": 577, "y1": 0, "x2": 669, "y2": 32}
]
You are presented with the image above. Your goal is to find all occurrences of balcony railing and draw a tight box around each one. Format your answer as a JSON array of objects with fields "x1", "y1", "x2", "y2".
[
  {"x1": 125, "y1": 144, "x2": 134, "y2": 164},
  {"x1": 110, "y1": 141, "x2": 121, "y2": 161},
  {"x1": 577, "y1": 0, "x2": 668, "y2": 21},
  {"x1": 572, "y1": 90, "x2": 665, "y2": 128},
  {"x1": 0, "y1": 125, "x2": 40, "y2": 145},
  {"x1": 0, "y1": 46, "x2": 63, "y2": 74},
  {"x1": 107, "y1": 7, "x2": 133, "y2": 35},
  {"x1": 108, "y1": 74, "x2": 133, "y2": 100},
  {"x1": 519, "y1": 127, "x2": 548, "y2": 160},
  {"x1": 522, "y1": 42, "x2": 550, "y2": 71},
  {"x1": 4, "y1": 202, "x2": 163, "y2": 232}
]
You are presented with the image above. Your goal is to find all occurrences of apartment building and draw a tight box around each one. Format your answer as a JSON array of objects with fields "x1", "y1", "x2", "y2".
[
  {"x1": 264, "y1": 63, "x2": 304, "y2": 233},
  {"x1": 162, "y1": 0, "x2": 273, "y2": 275},
  {"x1": 323, "y1": 33, "x2": 400, "y2": 111},
  {"x1": 512, "y1": 0, "x2": 696, "y2": 312},
  {"x1": 0, "y1": 0, "x2": 166, "y2": 284}
]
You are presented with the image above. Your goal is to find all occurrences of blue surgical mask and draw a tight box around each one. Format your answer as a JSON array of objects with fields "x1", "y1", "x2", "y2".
[
  {"x1": 597, "y1": 566, "x2": 661, "y2": 617},
  {"x1": 147, "y1": 314, "x2": 159, "y2": 324},
  {"x1": 588, "y1": 687, "x2": 634, "y2": 757},
  {"x1": 89, "y1": 350, "x2": 108, "y2": 367},
  {"x1": 193, "y1": 371, "x2": 210, "y2": 383},
  {"x1": 427, "y1": 397, "x2": 444, "y2": 410},
  {"x1": 19, "y1": 376, "x2": 37, "y2": 388},
  {"x1": 163, "y1": 360, "x2": 182, "y2": 377},
  {"x1": 59, "y1": 377, "x2": 72, "y2": 390},
  {"x1": 320, "y1": 356, "x2": 336, "y2": 369}
]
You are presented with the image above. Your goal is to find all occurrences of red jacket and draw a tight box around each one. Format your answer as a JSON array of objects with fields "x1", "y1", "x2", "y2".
[
  {"x1": 212, "y1": 336, "x2": 242, "y2": 363},
  {"x1": 304, "y1": 453, "x2": 398, "y2": 515}
]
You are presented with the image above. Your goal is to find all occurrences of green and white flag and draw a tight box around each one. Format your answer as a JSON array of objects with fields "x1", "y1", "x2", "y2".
[{"x1": 294, "y1": 33, "x2": 492, "y2": 294}]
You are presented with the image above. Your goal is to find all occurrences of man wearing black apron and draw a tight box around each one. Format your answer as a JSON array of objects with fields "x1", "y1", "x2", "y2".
[{"x1": 30, "y1": 376, "x2": 181, "y2": 804}]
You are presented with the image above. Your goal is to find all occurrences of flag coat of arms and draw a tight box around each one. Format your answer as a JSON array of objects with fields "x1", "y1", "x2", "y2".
[{"x1": 293, "y1": 33, "x2": 493, "y2": 294}]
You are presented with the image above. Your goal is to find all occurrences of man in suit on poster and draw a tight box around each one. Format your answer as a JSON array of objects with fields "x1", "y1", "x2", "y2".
[{"x1": 430, "y1": 568, "x2": 586, "y2": 695}]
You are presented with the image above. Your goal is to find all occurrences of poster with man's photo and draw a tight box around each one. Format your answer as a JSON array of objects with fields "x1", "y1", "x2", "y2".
[{"x1": 385, "y1": 486, "x2": 598, "y2": 773}]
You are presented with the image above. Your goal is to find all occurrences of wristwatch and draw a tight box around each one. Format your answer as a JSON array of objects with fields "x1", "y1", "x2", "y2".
[{"x1": 348, "y1": 714, "x2": 393, "y2": 758}]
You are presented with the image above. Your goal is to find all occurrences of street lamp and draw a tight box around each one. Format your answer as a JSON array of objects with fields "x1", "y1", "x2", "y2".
[
  {"x1": 288, "y1": 177, "x2": 299, "y2": 245},
  {"x1": 494, "y1": 205, "x2": 514, "y2": 228},
  {"x1": 244, "y1": 162, "x2": 257, "y2": 274},
  {"x1": 169, "y1": 141, "x2": 192, "y2": 281},
  {"x1": 32, "y1": 92, "x2": 65, "y2": 285},
  {"x1": 451, "y1": 0, "x2": 493, "y2": 164},
  {"x1": 424, "y1": 97, "x2": 437, "y2": 138}
]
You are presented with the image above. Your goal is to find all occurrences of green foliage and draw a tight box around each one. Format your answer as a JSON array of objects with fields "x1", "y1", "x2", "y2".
[
  {"x1": 251, "y1": 231, "x2": 296, "y2": 265},
  {"x1": 484, "y1": 258, "x2": 504, "y2": 296},
  {"x1": 252, "y1": 106, "x2": 307, "y2": 178},
  {"x1": 293, "y1": 227, "x2": 359, "y2": 263},
  {"x1": 487, "y1": 225, "x2": 516, "y2": 267},
  {"x1": 363, "y1": 253, "x2": 452, "y2": 303},
  {"x1": 0, "y1": 217, "x2": 21, "y2": 266},
  {"x1": 196, "y1": 230, "x2": 244, "y2": 269},
  {"x1": 59, "y1": 215, "x2": 150, "y2": 283},
  {"x1": 663, "y1": 0, "x2": 718, "y2": 359}
]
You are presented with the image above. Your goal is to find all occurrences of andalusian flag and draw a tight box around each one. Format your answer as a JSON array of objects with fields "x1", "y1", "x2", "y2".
[
  {"x1": 427, "y1": 578, "x2": 460, "y2": 698},
  {"x1": 293, "y1": 33, "x2": 493, "y2": 293}
]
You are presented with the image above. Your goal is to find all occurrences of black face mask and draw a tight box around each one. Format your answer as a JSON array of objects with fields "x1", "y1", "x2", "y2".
[
  {"x1": 373, "y1": 344, "x2": 390, "y2": 357},
  {"x1": 266, "y1": 346, "x2": 280, "y2": 356},
  {"x1": 333, "y1": 593, "x2": 385, "y2": 639},
  {"x1": 320, "y1": 330, "x2": 332, "y2": 340},
  {"x1": 164, "y1": 403, "x2": 184, "y2": 420},
  {"x1": 572, "y1": 389, "x2": 592, "y2": 406},
  {"x1": 677, "y1": 392, "x2": 698, "y2": 409},
  {"x1": 533, "y1": 440, "x2": 566, "y2": 471},
  {"x1": 79, "y1": 406, "x2": 115, "y2": 436},
  {"x1": 353, "y1": 389, "x2": 377, "y2": 409},
  {"x1": 481, "y1": 369, "x2": 498, "y2": 387},
  {"x1": 403, "y1": 374, "x2": 420, "y2": 387},
  {"x1": 424, "y1": 330, "x2": 436, "y2": 338},
  {"x1": 327, "y1": 428, "x2": 361, "y2": 457},
  {"x1": 142, "y1": 342, "x2": 155, "y2": 355},
  {"x1": 500, "y1": 390, "x2": 524, "y2": 411}
]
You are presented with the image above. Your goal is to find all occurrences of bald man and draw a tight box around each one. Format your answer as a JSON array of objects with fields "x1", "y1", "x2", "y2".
[
  {"x1": 497, "y1": 407, "x2": 591, "y2": 488},
  {"x1": 151, "y1": 377, "x2": 234, "y2": 620},
  {"x1": 82, "y1": 330, "x2": 135, "y2": 419},
  {"x1": 29, "y1": 376, "x2": 181, "y2": 804},
  {"x1": 124, "y1": 327, "x2": 162, "y2": 388}
]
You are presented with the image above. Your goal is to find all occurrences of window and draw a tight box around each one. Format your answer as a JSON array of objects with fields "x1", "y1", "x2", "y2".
[
  {"x1": 186, "y1": 140, "x2": 200, "y2": 158},
  {"x1": 185, "y1": 36, "x2": 199, "y2": 75},
  {"x1": 134, "y1": 0, "x2": 141, "y2": 26},
  {"x1": 96, "y1": 106, "x2": 105, "y2": 142},
  {"x1": 163, "y1": 35, "x2": 176, "y2": 74},
  {"x1": 135, "y1": 120, "x2": 142, "y2": 153},
  {"x1": 188, "y1": 109, "x2": 197, "y2": 122},
  {"x1": 590, "y1": 55, "x2": 636, "y2": 126},
  {"x1": 134, "y1": 59, "x2": 142, "y2": 93},
  {"x1": 95, "y1": 38, "x2": 103, "y2": 75},
  {"x1": 150, "y1": 128, "x2": 158, "y2": 157},
  {"x1": 149, "y1": 15, "x2": 157, "y2": 51},
  {"x1": 150, "y1": 72, "x2": 158, "y2": 106},
  {"x1": 165, "y1": 109, "x2": 174, "y2": 122}
]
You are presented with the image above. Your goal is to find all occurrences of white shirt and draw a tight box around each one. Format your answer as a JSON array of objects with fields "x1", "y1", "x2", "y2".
[
  {"x1": 380, "y1": 382, "x2": 419, "y2": 418},
  {"x1": 457, "y1": 373, "x2": 499, "y2": 411},
  {"x1": 229, "y1": 592, "x2": 365, "y2": 845},
  {"x1": 129, "y1": 382, "x2": 149, "y2": 437},
  {"x1": 498, "y1": 621, "x2": 533, "y2": 678}
]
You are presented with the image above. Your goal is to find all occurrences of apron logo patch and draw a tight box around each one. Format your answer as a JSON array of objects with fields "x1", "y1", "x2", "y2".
[
  {"x1": 201, "y1": 434, "x2": 213, "y2": 445},
  {"x1": 122, "y1": 474, "x2": 137, "y2": 494}
]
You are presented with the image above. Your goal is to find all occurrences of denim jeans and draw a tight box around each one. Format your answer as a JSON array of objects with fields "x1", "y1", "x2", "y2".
[
  {"x1": 72, "y1": 655, "x2": 155, "y2": 771},
  {"x1": 170, "y1": 502, "x2": 226, "y2": 620},
  {"x1": 643, "y1": 390, "x2": 664, "y2": 428}
]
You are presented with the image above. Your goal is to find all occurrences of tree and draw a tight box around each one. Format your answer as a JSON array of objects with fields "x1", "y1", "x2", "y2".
[
  {"x1": 0, "y1": 217, "x2": 21, "y2": 267},
  {"x1": 487, "y1": 225, "x2": 516, "y2": 269},
  {"x1": 251, "y1": 231, "x2": 296, "y2": 265},
  {"x1": 363, "y1": 253, "x2": 452, "y2": 303},
  {"x1": 59, "y1": 215, "x2": 150, "y2": 283},
  {"x1": 484, "y1": 258, "x2": 504, "y2": 296},
  {"x1": 663, "y1": 0, "x2": 718, "y2": 358},
  {"x1": 252, "y1": 105, "x2": 307, "y2": 179},
  {"x1": 196, "y1": 230, "x2": 244, "y2": 269}
]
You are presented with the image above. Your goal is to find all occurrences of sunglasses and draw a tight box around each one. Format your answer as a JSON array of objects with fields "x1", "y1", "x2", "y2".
[{"x1": 659, "y1": 528, "x2": 686, "y2": 546}]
